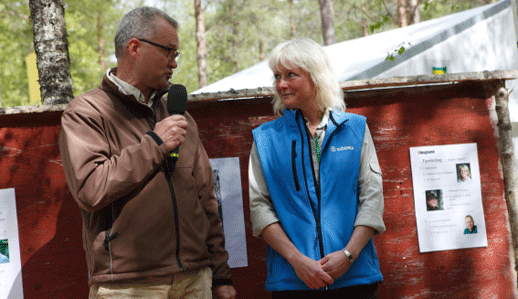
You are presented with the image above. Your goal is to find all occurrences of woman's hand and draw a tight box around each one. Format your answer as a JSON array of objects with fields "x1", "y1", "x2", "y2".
[
  {"x1": 319, "y1": 250, "x2": 351, "y2": 280},
  {"x1": 291, "y1": 253, "x2": 334, "y2": 289},
  {"x1": 260, "y1": 223, "x2": 334, "y2": 289}
]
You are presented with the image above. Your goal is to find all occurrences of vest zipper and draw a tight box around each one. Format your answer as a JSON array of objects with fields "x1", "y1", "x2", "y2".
[
  {"x1": 313, "y1": 115, "x2": 350, "y2": 260},
  {"x1": 307, "y1": 131, "x2": 325, "y2": 259},
  {"x1": 295, "y1": 111, "x2": 325, "y2": 259},
  {"x1": 291, "y1": 140, "x2": 301, "y2": 191}
]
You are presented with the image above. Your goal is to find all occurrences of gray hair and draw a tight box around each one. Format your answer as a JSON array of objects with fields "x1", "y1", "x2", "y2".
[
  {"x1": 268, "y1": 38, "x2": 345, "y2": 115},
  {"x1": 114, "y1": 6, "x2": 179, "y2": 58}
]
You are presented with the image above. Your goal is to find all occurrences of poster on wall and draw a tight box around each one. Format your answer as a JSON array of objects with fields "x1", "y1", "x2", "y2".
[
  {"x1": 0, "y1": 188, "x2": 24, "y2": 299},
  {"x1": 210, "y1": 157, "x2": 248, "y2": 268},
  {"x1": 409, "y1": 143, "x2": 488, "y2": 253}
]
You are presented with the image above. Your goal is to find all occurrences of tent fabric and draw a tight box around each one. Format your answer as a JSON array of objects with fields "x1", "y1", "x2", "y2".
[{"x1": 194, "y1": 0, "x2": 518, "y2": 94}]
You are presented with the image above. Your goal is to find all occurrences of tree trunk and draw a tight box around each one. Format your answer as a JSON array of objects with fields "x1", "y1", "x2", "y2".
[
  {"x1": 289, "y1": 0, "x2": 296, "y2": 39},
  {"x1": 232, "y1": 24, "x2": 239, "y2": 72},
  {"x1": 259, "y1": 40, "x2": 264, "y2": 61},
  {"x1": 397, "y1": 0, "x2": 408, "y2": 27},
  {"x1": 29, "y1": 0, "x2": 73, "y2": 105},
  {"x1": 494, "y1": 86, "x2": 518, "y2": 287},
  {"x1": 361, "y1": 1, "x2": 369, "y2": 37},
  {"x1": 407, "y1": 0, "x2": 420, "y2": 25},
  {"x1": 97, "y1": 10, "x2": 106, "y2": 71},
  {"x1": 194, "y1": 0, "x2": 207, "y2": 88},
  {"x1": 318, "y1": 0, "x2": 337, "y2": 45}
]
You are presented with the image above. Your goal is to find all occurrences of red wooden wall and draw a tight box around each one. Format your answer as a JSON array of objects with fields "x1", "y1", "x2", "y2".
[
  {"x1": 0, "y1": 79, "x2": 516, "y2": 298},
  {"x1": 0, "y1": 112, "x2": 87, "y2": 298}
]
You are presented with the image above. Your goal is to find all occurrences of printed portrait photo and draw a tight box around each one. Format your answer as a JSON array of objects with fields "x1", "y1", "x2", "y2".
[
  {"x1": 457, "y1": 163, "x2": 472, "y2": 183},
  {"x1": 464, "y1": 215, "x2": 478, "y2": 234},
  {"x1": 0, "y1": 239, "x2": 9, "y2": 264},
  {"x1": 425, "y1": 189, "x2": 443, "y2": 211}
]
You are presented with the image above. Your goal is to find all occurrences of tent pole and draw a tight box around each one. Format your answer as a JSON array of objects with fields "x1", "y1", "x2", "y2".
[{"x1": 495, "y1": 86, "x2": 518, "y2": 290}]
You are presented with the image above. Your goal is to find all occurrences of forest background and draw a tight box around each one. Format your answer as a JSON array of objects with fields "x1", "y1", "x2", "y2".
[{"x1": 0, "y1": 0, "x2": 495, "y2": 107}]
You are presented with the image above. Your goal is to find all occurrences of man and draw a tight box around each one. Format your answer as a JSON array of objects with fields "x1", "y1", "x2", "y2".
[
  {"x1": 464, "y1": 215, "x2": 478, "y2": 234},
  {"x1": 426, "y1": 193, "x2": 441, "y2": 211},
  {"x1": 58, "y1": 7, "x2": 236, "y2": 299}
]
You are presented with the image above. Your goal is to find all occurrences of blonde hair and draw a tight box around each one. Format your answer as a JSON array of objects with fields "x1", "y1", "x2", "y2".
[
  {"x1": 458, "y1": 164, "x2": 471, "y2": 176},
  {"x1": 268, "y1": 38, "x2": 345, "y2": 115}
]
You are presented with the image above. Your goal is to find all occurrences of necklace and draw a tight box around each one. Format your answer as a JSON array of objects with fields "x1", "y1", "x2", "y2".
[{"x1": 314, "y1": 137, "x2": 321, "y2": 163}]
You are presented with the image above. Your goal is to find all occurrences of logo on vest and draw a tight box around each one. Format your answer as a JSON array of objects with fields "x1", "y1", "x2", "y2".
[{"x1": 330, "y1": 145, "x2": 355, "y2": 152}]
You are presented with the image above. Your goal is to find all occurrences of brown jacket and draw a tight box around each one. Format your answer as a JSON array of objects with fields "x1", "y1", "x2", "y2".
[{"x1": 58, "y1": 69, "x2": 231, "y2": 286}]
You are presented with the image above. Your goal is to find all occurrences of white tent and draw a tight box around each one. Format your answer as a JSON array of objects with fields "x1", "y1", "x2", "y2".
[{"x1": 195, "y1": 0, "x2": 518, "y2": 93}]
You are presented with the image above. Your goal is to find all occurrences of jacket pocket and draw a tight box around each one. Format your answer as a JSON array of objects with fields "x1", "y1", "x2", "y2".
[{"x1": 292, "y1": 140, "x2": 300, "y2": 191}]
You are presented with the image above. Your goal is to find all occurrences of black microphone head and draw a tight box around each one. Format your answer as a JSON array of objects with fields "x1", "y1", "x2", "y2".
[{"x1": 167, "y1": 84, "x2": 188, "y2": 115}]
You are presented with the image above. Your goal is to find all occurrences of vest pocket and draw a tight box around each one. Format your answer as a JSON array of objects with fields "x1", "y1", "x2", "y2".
[{"x1": 292, "y1": 140, "x2": 300, "y2": 191}]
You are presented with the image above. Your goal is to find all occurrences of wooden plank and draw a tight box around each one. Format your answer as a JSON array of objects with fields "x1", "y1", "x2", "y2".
[{"x1": 2, "y1": 70, "x2": 517, "y2": 115}]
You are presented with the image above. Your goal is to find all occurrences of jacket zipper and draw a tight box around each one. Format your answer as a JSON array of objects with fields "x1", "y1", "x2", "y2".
[
  {"x1": 147, "y1": 110, "x2": 184, "y2": 272},
  {"x1": 163, "y1": 162, "x2": 184, "y2": 272}
]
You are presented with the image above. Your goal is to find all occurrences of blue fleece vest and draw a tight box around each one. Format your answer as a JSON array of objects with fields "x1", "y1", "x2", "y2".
[{"x1": 252, "y1": 109, "x2": 382, "y2": 291}]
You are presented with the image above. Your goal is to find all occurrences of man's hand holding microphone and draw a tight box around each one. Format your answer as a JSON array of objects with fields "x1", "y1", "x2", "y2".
[{"x1": 154, "y1": 84, "x2": 188, "y2": 156}]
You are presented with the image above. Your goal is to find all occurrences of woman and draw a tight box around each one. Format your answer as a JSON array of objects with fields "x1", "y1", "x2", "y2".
[
  {"x1": 249, "y1": 38, "x2": 385, "y2": 298},
  {"x1": 458, "y1": 164, "x2": 471, "y2": 182}
]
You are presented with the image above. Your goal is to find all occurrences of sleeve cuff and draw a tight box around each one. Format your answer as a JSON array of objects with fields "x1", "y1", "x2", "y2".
[{"x1": 354, "y1": 212, "x2": 386, "y2": 235}]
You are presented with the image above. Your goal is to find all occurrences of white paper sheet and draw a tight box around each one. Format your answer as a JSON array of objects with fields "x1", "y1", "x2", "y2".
[
  {"x1": 409, "y1": 143, "x2": 488, "y2": 253},
  {"x1": 210, "y1": 157, "x2": 248, "y2": 268},
  {"x1": 0, "y1": 188, "x2": 24, "y2": 299}
]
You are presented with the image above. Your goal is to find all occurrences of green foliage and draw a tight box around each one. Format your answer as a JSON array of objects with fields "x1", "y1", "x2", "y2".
[
  {"x1": 64, "y1": 0, "x2": 121, "y2": 97},
  {"x1": 200, "y1": 0, "x2": 290, "y2": 90},
  {"x1": 0, "y1": 1, "x2": 33, "y2": 107},
  {"x1": 369, "y1": 15, "x2": 392, "y2": 34},
  {"x1": 420, "y1": 0, "x2": 484, "y2": 22},
  {"x1": 386, "y1": 42, "x2": 411, "y2": 61},
  {"x1": 0, "y1": 0, "x2": 491, "y2": 107}
]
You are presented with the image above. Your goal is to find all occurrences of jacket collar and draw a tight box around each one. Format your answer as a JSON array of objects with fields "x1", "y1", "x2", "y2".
[
  {"x1": 282, "y1": 108, "x2": 351, "y2": 128},
  {"x1": 100, "y1": 68, "x2": 170, "y2": 118}
]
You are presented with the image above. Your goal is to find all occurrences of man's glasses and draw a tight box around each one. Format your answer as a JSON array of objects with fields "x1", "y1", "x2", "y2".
[{"x1": 138, "y1": 38, "x2": 180, "y2": 61}]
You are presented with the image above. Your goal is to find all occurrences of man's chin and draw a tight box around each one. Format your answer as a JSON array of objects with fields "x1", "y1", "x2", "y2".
[{"x1": 158, "y1": 81, "x2": 171, "y2": 90}]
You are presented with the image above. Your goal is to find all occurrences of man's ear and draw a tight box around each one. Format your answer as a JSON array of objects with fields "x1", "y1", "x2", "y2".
[{"x1": 126, "y1": 38, "x2": 141, "y2": 59}]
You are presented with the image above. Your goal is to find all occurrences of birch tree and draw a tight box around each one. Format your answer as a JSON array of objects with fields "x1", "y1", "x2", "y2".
[{"x1": 28, "y1": 0, "x2": 73, "y2": 104}]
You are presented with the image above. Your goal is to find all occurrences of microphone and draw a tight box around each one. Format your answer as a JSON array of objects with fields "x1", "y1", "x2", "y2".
[{"x1": 167, "y1": 84, "x2": 188, "y2": 160}]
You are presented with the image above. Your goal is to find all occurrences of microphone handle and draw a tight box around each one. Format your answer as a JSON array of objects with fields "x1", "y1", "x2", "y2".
[{"x1": 170, "y1": 146, "x2": 179, "y2": 159}]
